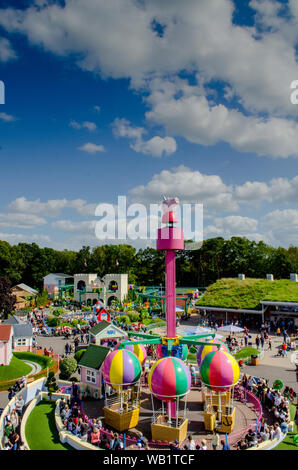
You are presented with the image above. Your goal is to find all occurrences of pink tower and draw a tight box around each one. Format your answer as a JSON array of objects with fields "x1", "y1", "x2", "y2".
[
  {"x1": 157, "y1": 198, "x2": 184, "y2": 421},
  {"x1": 157, "y1": 197, "x2": 184, "y2": 339}
]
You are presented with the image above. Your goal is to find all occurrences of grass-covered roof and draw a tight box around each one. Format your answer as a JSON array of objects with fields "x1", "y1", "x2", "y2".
[{"x1": 196, "y1": 278, "x2": 298, "y2": 310}]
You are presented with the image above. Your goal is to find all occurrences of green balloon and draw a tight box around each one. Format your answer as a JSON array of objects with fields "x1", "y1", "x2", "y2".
[{"x1": 273, "y1": 379, "x2": 284, "y2": 391}]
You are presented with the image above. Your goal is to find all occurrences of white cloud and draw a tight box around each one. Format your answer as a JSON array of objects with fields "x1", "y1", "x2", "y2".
[
  {"x1": 129, "y1": 165, "x2": 238, "y2": 211},
  {"x1": 205, "y1": 216, "x2": 259, "y2": 236},
  {"x1": 69, "y1": 120, "x2": 97, "y2": 131},
  {"x1": 2, "y1": 1, "x2": 298, "y2": 158},
  {"x1": 113, "y1": 118, "x2": 176, "y2": 157},
  {"x1": 0, "y1": 212, "x2": 46, "y2": 229},
  {"x1": 261, "y1": 209, "x2": 298, "y2": 246},
  {"x1": 52, "y1": 219, "x2": 96, "y2": 233},
  {"x1": 0, "y1": 112, "x2": 17, "y2": 122},
  {"x1": 1, "y1": 0, "x2": 298, "y2": 117},
  {"x1": 0, "y1": 232, "x2": 50, "y2": 245},
  {"x1": 7, "y1": 197, "x2": 97, "y2": 217},
  {"x1": 0, "y1": 37, "x2": 16, "y2": 62},
  {"x1": 77, "y1": 142, "x2": 105, "y2": 154},
  {"x1": 146, "y1": 78, "x2": 298, "y2": 158},
  {"x1": 235, "y1": 176, "x2": 298, "y2": 203}
]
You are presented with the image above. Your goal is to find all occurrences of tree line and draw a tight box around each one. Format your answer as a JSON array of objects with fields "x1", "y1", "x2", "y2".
[{"x1": 0, "y1": 237, "x2": 297, "y2": 292}]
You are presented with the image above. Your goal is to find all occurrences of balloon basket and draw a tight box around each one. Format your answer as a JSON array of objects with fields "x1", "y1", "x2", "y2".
[
  {"x1": 103, "y1": 383, "x2": 141, "y2": 431},
  {"x1": 216, "y1": 406, "x2": 236, "y2": 433},
  {"x1": 202, "y1": 389, "x2": 230, "y2": 407},
  {"x1": 103, "y1": 406, "x2": 140, "y2": 432},
  {"x1": 151, "y1": 415, "x2": 188, "y2": 443},
  {"x1": 204, "y1": 411, "x2": 216, "y2": 431},
  {"x1": 202, "y1": 387, "x2": 236, "y2": 433}
]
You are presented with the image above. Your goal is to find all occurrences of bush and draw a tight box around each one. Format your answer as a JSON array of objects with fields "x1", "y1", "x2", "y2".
[
  {"x1": 52, "y1": 308, "x2": 64, "y2": 316},
  {"x1": 118, "y1": 315, "x2": 131, "y2": 324},
  {"x1": 74, "y1": 349, "x2": 86, "y2": 362},
  {"x1": 47, "y1": 317, "x2": 60, "y2": 327},
  {"x1": 59, "y1": 357, "x2": 77, "y2": 380},
  {"x1": 127, "y1": 312, "x2": 140, "y2": 323}
]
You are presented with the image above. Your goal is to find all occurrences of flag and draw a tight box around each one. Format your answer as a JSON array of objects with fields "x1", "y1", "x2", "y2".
[
  {"x1": 116, "y1": 259, "x2": 119, "y2": 267},
  {"x1": 84, "y1": 260, "x2": 87, "y2": 268}
]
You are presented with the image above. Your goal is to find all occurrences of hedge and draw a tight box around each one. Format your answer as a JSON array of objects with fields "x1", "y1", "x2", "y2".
[{"x1": 13, "y1": 352, "x2": 55, "y2": 369}]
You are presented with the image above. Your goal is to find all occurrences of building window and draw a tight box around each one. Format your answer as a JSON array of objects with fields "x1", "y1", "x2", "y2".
[
  {"x1": 86, "y1": 369, "x2": 96, "y2": 384},
  {"x1": 16, "y1": 338, "x2": 26, "y2": 346}
]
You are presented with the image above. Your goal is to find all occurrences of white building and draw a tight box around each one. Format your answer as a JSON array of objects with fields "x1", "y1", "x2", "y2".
[
  {"x1": 43, "y1": 273, "x2": 73, "y2": 298},
  {"x1": 73, "y1": 273, "x2": 128, "y2": 307}
]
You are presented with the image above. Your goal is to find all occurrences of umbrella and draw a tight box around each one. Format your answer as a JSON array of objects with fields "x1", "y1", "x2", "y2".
[
  {"x1": 218, "y1": 325, "x2": 244, "y2": 333},
  {"x1": 175, "y1": 306, "x2": 185, "y2": 312},
  {"x1": 181, "y1": 326, "x2": 212, "y2": 334}
]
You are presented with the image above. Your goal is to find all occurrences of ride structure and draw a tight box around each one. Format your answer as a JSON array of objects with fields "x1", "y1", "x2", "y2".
[{"x1": 101, "y1": 197, "x2": 239, "y2": 440}]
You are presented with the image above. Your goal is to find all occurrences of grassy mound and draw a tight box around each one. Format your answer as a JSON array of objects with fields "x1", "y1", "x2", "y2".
[
  {"x1": 196, "y1": 278, "x2": 298, "y2": 310},
  {"x1": 25, "y1": 400, "x2": 72, "y2": 450},
  {"x1": 0, "y1": 355, "x2": 32, "y2": 380},
  {"x1": 13, "y1": 352, "x2": 55, "y2": 369},
  {"x1": 234, "y1": 348, "x2": 260, "y2": 360}
]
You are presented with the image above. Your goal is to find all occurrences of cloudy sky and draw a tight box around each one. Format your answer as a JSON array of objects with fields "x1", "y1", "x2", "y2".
[{"x1": 0, "y1": 0, "x2": 298, "y2": 250}]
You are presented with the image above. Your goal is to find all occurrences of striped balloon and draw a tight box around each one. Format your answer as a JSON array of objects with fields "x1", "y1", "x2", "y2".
[
  {"x1": 116, "y1": 339, "x2": 147, "y2": 366},
  {"x1": 102, "y1": 349, "x2": 141, "y2": 390},
  {"x1": 148, "y1": 357, "x2": 191, "y2": 402},
  {"x1": 196, "y1": 339, "x2": 229, "y2": 368},
  {"x1": 200, "y1": 350, "x2": 240, "y2": 392}
]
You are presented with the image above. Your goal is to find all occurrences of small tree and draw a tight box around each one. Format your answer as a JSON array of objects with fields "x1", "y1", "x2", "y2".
[
  {"x1": 45, "y1": 371, "x2": 58, "y2": 400},
  {"x1": 0, "y1": 276, "x2": 16, "y2": 320},
  {"x1": 59, "y1": 357, "x2": 77, "y2": 380}
]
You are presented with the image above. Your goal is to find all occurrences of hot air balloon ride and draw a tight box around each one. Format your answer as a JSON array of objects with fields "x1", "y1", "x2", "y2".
[{"x1": 101, "y1": 349, "x2": 142, "y2": 431}]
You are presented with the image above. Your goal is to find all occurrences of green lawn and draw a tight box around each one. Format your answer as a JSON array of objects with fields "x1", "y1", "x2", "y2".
[
  {"x1": 234, "y1": 348, "x2": 260, "y2": 360},
  {"x1": 0, "y1": 355, "x2": 32, "y2": 380},
  {"x1": 274, "y1": 403, "x2": 298, "y2": 451},
  {"x1": 25, "y1": 400, "x2": 72, "y2": 450},
  {"x1": 196, "y1": 278, "x2": 298, "y2": 310}
]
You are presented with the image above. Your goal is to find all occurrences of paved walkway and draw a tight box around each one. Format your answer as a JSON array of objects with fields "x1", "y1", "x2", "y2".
[{"x1": 23, "y1": 361, "x2": 42, "y2": 376}]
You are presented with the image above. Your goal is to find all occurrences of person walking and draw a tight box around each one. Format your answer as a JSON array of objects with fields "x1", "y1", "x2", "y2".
[
  {"x1": 212, "y1": 431, "x2": 220, "y2": 450},
  {"x1": 267, "y1": 338, "x2": 272, "y2": 351},
  {"x1": 255, "y1": 335, "x2": 260, "y2": 350}
]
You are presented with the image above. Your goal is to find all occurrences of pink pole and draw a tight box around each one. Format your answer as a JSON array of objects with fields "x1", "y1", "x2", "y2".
[
  {"x1": 165, "y1": 250, "x2": 177, "y2": 418},
  {"x1": 165, "y1": 250, "x2": 176, "y2": 338}
]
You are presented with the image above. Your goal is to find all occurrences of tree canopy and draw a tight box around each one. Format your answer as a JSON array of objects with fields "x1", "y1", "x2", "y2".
[{"x1": 0, "y1": 237, "x2": 297, "y2": 292}]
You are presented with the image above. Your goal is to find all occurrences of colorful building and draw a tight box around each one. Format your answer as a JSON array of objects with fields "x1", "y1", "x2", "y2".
[
  {"x1": 78, "y1": 344, "x2": 110, "y2": 398},
  {"x1": 3, "y1": 315, "x2": 33, "y2": 352},
  {"x1": 0, "y1": 324, "x2": 13, "y2": 366},
  {"x1": 43, "y1": 273, "x2": 73, "y2": 299},
  {"x1": 11, "y1": 283, "x2": 38, "y2": 309},
  {"x1": 89, "y1": 320, "x2": 127, "y2": 347}
]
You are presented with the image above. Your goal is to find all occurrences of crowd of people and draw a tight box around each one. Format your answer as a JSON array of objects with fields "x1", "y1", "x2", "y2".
[
  {"x1": 59, "y1": 389, "x2": 127, "y2": 450},
  {"x1": 3, "y1": 395, "x2": 27, "y2": 450},
  {"x1": 236, "y1": 374, "x2": 296, "y2": 449}
]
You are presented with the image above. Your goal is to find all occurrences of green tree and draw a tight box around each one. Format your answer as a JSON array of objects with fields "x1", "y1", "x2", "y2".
[
  {"x1": 0, "y1": 276, "x2": 16, "y2": 319},
  {"x1": 59, "y1": 357, "x2": 78, "y2": 380}
]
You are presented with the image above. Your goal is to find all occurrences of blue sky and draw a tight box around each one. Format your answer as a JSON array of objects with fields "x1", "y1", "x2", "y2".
[{"x1": 0, "y1": 0, "x2": 298, "y2": 250}]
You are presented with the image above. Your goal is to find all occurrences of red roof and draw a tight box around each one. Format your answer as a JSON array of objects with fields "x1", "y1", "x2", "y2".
[{"x1": 0, "y1": 324, "x2": 12, "y2": 341}]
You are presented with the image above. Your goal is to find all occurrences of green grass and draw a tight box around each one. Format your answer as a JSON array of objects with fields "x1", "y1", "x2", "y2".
[
  {"x1": 13, "y1": 352, "x2": 55, "y2": 369},
  {"x1": 25, "y1": 400, "x2": 72, "y2": 450},
  {"x1": 196, "y1": 278, "x2": 298, "y2": 310},
  {"x1": 0, "y1": 355, "x2": 32, "y2": 380},
  {"x1": 274, "y1": 403, "x2": 298, "y2": 451},
  {"x1": 234, "y1": 347, "x2": 260, "y2": 360}
]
